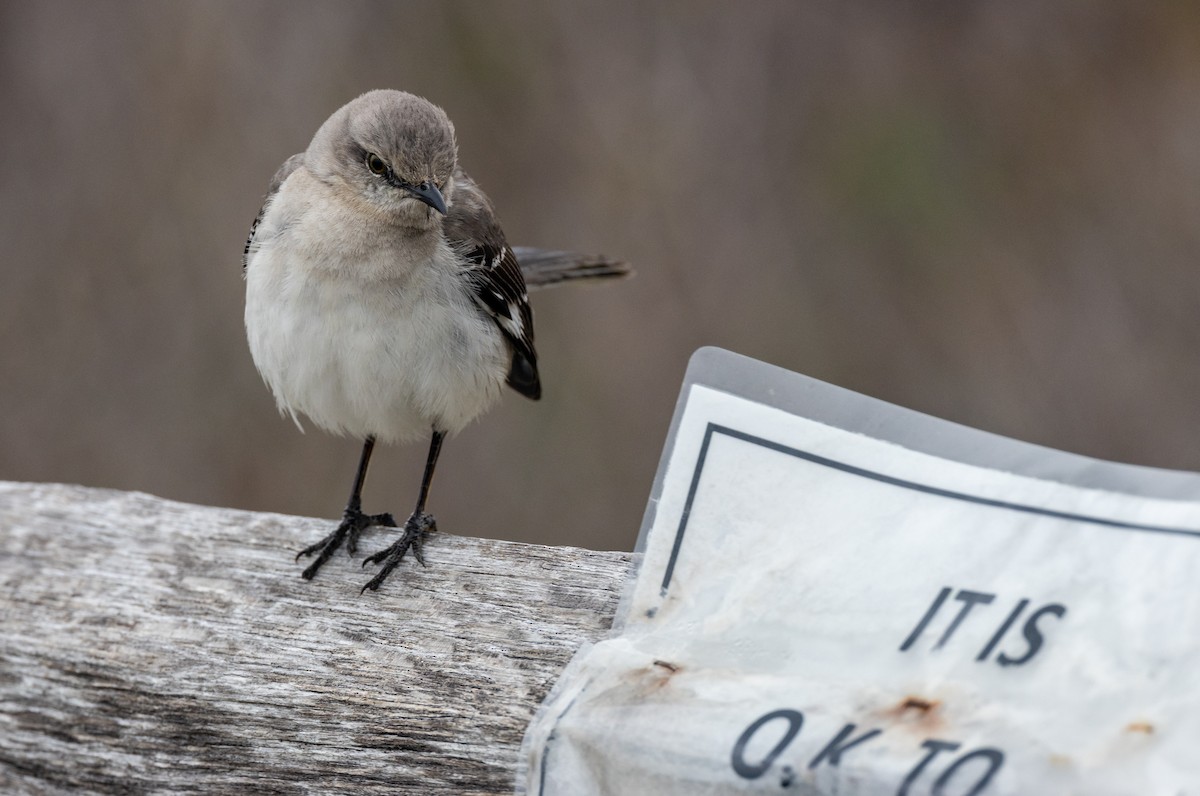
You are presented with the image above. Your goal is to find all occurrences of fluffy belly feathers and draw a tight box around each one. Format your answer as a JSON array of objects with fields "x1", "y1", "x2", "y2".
[{"x1": 244, "y1": 248, "x2": 508, "y2": 442}]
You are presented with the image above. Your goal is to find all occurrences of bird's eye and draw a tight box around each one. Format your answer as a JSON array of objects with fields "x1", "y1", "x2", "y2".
[{"x1": 366, "y1": 153, "x2": 388, "y2": 175}]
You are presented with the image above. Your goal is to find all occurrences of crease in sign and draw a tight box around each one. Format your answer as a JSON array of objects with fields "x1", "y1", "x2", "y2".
[{"x1": 659, "y1": 423, "x2": 1200, "y2": 596}]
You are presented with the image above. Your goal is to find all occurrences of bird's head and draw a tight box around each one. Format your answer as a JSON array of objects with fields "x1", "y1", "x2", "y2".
[{"x1": 307, "y1": 89, "x2": 458, "y2": 230}]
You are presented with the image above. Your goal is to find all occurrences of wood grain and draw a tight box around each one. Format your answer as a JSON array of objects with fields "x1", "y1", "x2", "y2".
[{"x1": 0, "y1": 482, "x2": 631, "y2": 795}]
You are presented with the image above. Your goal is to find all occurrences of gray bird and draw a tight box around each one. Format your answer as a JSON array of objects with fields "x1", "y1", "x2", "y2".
[{"x1": 243, "y1": 90, "x2": 626, "y2": 592}]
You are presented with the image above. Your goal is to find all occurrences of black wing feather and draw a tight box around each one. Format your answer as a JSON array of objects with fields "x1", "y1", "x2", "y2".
[{"x1": 443, "y1": 170, "x2": 541, "y2": 400}]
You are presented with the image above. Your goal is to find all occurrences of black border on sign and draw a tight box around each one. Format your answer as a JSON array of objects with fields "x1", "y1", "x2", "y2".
[{"x1": 659, "y1": 423, "x2": 1200, "y2": 595}]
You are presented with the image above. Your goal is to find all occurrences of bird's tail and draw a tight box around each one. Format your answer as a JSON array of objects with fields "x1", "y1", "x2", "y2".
[{"x1": 513, "y1": 247, "x2": 632, "y2": 290}]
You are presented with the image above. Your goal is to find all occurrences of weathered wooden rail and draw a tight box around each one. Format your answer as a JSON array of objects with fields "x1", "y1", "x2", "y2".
[{"x1": 0, "y1": 482, "x2": 631, "y2": 794}]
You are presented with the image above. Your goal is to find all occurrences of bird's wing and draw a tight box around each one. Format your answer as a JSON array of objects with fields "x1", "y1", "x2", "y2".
[
  {"x1": 242, "y1": 153, "x2": 305, "y2": 272},
  {"x1": 444, "y1": 169, "x2": 541, "y2": 400}
]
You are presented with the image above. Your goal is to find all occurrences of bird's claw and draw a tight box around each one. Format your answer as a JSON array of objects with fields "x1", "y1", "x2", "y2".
[
  {"x1": 360, "y1": 512, "x2": 437, "y2": 593},
  {"x1": 296, "y1": 507, "x2": 396, "y2": 580}
]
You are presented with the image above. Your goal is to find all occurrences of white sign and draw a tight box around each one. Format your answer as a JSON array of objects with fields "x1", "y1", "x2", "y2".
[{"x1": 521, "y1": 347, "x2": 1200, "y2": 795}]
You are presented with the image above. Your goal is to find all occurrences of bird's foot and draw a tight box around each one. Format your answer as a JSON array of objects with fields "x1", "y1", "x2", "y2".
[
  {"x1": 296, "y1": 507, "x2": 396, "y2": 580},
  {"x1": 360, "y1": 512, "x2": 437, "y2": 592}
]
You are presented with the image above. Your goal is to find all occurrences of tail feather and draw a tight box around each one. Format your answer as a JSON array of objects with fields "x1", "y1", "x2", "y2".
[{"x1": 513, "y1": 247, "x2": 632, "y2": 290}]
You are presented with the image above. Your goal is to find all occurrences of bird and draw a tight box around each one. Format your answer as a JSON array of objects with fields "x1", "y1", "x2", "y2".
[{"x1": 243, "y1": 90, "x2": 627, "y2": 592}]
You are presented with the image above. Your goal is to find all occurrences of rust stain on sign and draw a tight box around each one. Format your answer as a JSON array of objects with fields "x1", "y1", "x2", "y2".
[
  {"x1": 878, "y1": 695, "x2": 944, "y2": 734},
  {"x1": 622, "y1": 659, "x2": 685, "y2": 700}
]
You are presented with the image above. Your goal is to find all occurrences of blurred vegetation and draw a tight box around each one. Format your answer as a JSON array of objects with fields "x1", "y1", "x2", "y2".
[{"x1": 3, "y1": 1, "x2": 1200, "y2": 552}]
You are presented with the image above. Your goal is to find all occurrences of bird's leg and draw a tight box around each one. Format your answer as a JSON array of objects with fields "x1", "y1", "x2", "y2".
[
  {"x1": 361, "y1": 430, "x2": 445, "y2": 592},
  {"x1": 296, "y1": 436, "x2": 396, "y2": 580}
]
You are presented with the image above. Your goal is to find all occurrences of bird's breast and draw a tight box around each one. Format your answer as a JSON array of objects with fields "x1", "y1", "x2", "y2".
[{"x1": 244, "y1": 198, "x2": 509, "y2": 442}]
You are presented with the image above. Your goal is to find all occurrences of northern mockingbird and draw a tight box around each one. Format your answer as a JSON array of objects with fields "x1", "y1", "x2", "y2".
[{"x1": 243, "y1": 90, "x2": 626, "y2": 592}]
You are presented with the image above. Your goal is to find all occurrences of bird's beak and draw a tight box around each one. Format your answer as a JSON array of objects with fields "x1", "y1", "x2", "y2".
[{"x1": 405, "y1": 181, "x2": 447, "y2": 215}]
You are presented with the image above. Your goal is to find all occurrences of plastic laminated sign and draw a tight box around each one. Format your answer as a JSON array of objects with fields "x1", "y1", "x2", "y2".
[{"x1": 520, "y1": 347, "x2": 1200, "y2": 796}]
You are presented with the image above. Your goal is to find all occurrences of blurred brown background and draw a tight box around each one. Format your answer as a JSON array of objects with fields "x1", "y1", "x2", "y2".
[{"x1": 3, "y1": 2, "x2": 1200, "y2": 554}]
